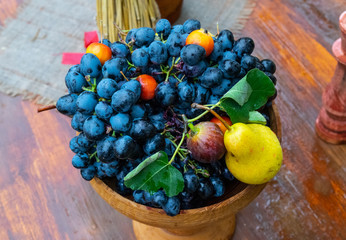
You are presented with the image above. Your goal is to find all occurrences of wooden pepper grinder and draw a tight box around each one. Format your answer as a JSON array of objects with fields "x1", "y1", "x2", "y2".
[{"x1": 316, "y1": 11, "x2": 346, "y2": 144}]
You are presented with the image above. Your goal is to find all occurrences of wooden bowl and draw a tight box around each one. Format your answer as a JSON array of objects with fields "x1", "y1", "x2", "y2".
[{"x1": 90, "y1": 104, "x2": 281, "y2": 240}]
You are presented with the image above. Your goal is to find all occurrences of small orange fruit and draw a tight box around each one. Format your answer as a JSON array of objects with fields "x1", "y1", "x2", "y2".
[
  {"x1": 136, "y1": 74, "x2": 158, "y2": 100},
  {"x1": 86, "y1": 42, "x2": 112, "y2": 65},
  {"x1": 186, "y1": 29, "x2": 214, "y2": 56},
  {"x1": 210, "y1": 116, "x2": 232, "y2": 134}
]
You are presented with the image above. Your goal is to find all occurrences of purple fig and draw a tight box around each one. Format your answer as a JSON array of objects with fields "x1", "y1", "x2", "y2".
[{"x1": 187, "y1": 122, "x2": 226, "y2": 163}]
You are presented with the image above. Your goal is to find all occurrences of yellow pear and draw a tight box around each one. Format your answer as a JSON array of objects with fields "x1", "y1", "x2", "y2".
[{"x1": 224, "y1": 123, "x2": 282, "y2": 184}]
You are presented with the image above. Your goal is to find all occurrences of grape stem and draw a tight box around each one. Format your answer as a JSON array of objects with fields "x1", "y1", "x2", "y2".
[
  {"x1": 192, "y1": 103, "x2": 232, "y2": 131},
  {"x1": 89, "y1": 150, "x2": 98, "y2": 159},
  {"x1": 168, "y1": 114, "x2": 187, "y2": 165},
  {"x1": 164, "y1": 57, "x2": 176, "y2": 81},
  {"x1": 120, "y1": 71, "x2": 129, "y2": 81},
  {"x1": 37, "y1": 104, "x2": 56, "y2": 113},
  {"x1": 168, "y1": 139, "x2": 186, "y2": 159},
  {"x1": 187, "y1": 101, "x2": 221, "y2": 123}
]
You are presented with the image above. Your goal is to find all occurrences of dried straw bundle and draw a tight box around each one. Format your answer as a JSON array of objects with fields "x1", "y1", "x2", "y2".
[{"x1": 96, "y1": 0, "x2": 161, "y2": 42}]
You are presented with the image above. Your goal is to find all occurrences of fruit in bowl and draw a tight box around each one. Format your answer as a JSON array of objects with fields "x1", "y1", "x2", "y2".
[{"x1": 55, "y1": 18, "x2": 282, "y2": 239}]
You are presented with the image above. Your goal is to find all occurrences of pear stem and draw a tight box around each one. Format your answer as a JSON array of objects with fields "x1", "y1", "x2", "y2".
[{"x1": 191, "y1": 103, "x2": 232, "y2": 131}]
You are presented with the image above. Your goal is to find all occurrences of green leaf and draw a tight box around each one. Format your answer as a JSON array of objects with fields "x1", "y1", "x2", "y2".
[
  {"x1": 248, "y1": 111, "x2": 267, "y2": 124},
  {"x1": 220, "y1": 69, "x2": 275, "y2": 124},
  {"x1": 124, "y1": 151, "x2": 184, "y2": 197},
  {"x1": 222, "y1": 79, "x2": 252, "y2": 106}
]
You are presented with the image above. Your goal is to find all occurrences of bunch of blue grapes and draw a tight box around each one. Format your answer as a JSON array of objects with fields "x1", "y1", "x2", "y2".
[{"x1": 56, "y1": 18, "x2": 277, "y2": 216}]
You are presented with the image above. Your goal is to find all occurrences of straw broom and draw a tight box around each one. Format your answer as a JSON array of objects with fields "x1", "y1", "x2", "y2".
[{"x1": 96, "y1": 0, "x2": 161, "y2": 42}]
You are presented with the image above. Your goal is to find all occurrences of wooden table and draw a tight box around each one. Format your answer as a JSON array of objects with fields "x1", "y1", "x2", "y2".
[{"x1": 1, "y1": 0, "x2": 345, "y2": 239}]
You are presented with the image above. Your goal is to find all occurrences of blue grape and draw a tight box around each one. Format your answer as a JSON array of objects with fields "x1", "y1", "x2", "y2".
[
  {"x1": 222, "y1": 51, "x2": 238, "y2": 61},
  {"x1": 241, "y1": 55, "x2": 257, "y2": 71},
  {"x1": 83, "y1": 115, "x2": 106, "y2": 141},
  {"x1": 143, "y1": 134, "x2": 165, "y2": 155},
  {"x1": 183, "y1": 19, "x2": 201, "y2": 34},
  {"x1": 117, "y1": 178, "x2": 132, "y2": 195},
  {"x1": 111, "y1": 41, "x2": 130, "y2": 58},
  {"x1": 168, "y1": 75, "x2": 179, "y2": 87},
  {"x1": 76, "y1": 132, "x2": 94, "y2": 150},
  {"x1": 56, "y1": 93, "x2": 78, "y2": 116},
  {"x1": 97, "y1": 78, "x2": 119, "y2": 99},
  {"x1": 185, "y1": 106, "x2": 204, "y2": 119},
  {"x1": 233, "y1": 37, "x2": 255, "y2": 57},
  {"x1": 149, "y1": 112, "x2": 165, "y2": 132},
  {"x1": 207, "y1": 94, "x2": 220, "y2": 105},
  {"x1": 149, "y1": 41, "x2": 168, "y2": 64},
  {"x1": 255, "y1": 59, "x2": 265, "y2": 71},
  {"x1": 152, "y1": 190, "x2": 168, "y2": 207},
  {"x1": 162, "y1": 196, "x2": 180, "y2": 216},
  {"x1": 264, "y1": 72, "x2": 277, "y2": 85},
  {"x1": 101, "y1": 39, "x2": 111, "y2": 47},
  {"x1": 217, "y1": 30, "x2": 234, "y2": 51},
  {"x1": 121, "y1": 79, "x2": 141, "y2": 101},
  {"x1": 237, "y1": 68, "x2": 246, "y2": 80},
  {"x1": 199, "y1": 67, "x2": 223, "y2": 88},
  {"x1": 130, "y1": 119, "x2": 156, "y2": 144},
  {"x1": 80, "y1": 165, "x2": 96, "y2": 181},
  {"x1": 182, "y1": 60, "x2": 207, "y2": 77},
  {"x1": 177, "y1": 81, "x2": 196, "y2": 103},
  {"x1": 80, "y1": 53, "x2": 102, "y2": 78},
  {"x1": 166, "y1": 32, "x2": 184, "y2": 57},
  {"x1": 114, "y1": 135, "x2": 137, "y2": 159},
  {"x1": 171, "y1": 24, "x2": 184, "y2": 34},
  {"x1": 130, "y1": 104, "x2": 147, "y2": 120},
  {"x1": 95, "y1": 101, "x2": 113, "y2": 120},
  {"x1": 65, "y1": 70, "x2": 88, "y2": 93},
  {"x1": 183, "y1": 169, "x2": 199, "y2": 193},
  {"x1": 146, "y1": 64, "x2": 165, "y2": 83},
  {"x1": 194, "y1": 83, "x2": 210, "y2": 104},
  {"x1": 70, "y1": 136, "x2": 89, "y2": 154},
  {"x1": 218, "y1": 59, "x2": 241, "y2": 78},
  {"x1": 181, "y1": 44, "x2": 206, "y2": 66},
  {"x1": 155, "y1": 81, "x2": 177, "y2": 106},
  {"x1": 134, "y1": 27, "x2": 156, "y2": 47},
  {"x1": 131, "y1": 48, "x2": 149, "y2": 67},
  {"x1": 68, "y1": 64, "x2": 80, "y2": 73},
  {"x1": 210, "y1": 176, "x2": 225, "y2": 197},
  {"x1": 222, "y1": 166, "x2": 235, "y2": 181},
  {"x1": 111, "y1": 89, "x2": 136, "y2": 112},
  {"x1": 110, "y1": 113, "x2": 132, "y2": 133},
  {"x1": 261, "y1": 59, "x2": 276, "y2": 74},
  {"x1": 164, "y1": 138, "x2": 175, "y2": 157},
  {"x1": 211, "y1": 79, "x2": 233, "y2": 96},
  {"x1": 102, "y1": 58, "x2": 128, "y2": 81},
  {"x1": 133, "y1": 190, "x2": 146, "y2": 204},
  {"x1": 155, "y1": 19, "x2": 171, "y2": 38},
  {"x1": 76, "y1": 91, "x2": 98, "y2": 114},
  {"x1": 125, "y1": 28, "x2": 137, "y2": 43},
  {"x1": 72, "y1": 153, "x2": 90, "y2": 169},
  {"x1": 102, "y1": 160, "x2": 120, "y2": 177},
  {"x1": 209, "y1": 40, "x2": 223, "y2": 62},
  {"x1": 180, "y1": 191, "x2": 194, "y2": 209},
  {"x1": 71, "y1": 111, "x2": 91, "y2": 132},
  {"x1": 181, "y1": 33, "x2": 188, "y2": 44},
  {"x1": 117, "y1": 80, "x2": 127, "y2": 88},
  {"x1": 96, "y1": 136, "x2": 118, "y2": 163},
  {"x1": 197, "y1": 178, "x2": 213, "y2": 199}
]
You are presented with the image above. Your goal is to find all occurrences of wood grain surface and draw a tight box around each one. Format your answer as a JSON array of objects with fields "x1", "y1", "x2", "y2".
[{"x1": 0, "y1": 0, "x2": 346, "y2": 240}]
